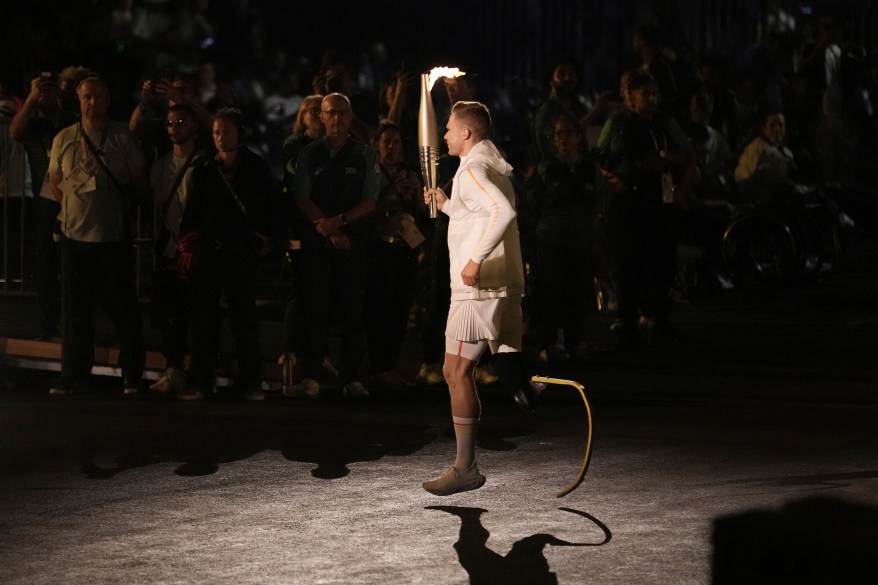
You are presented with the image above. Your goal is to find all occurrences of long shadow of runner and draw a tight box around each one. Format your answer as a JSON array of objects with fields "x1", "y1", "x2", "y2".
[
  {"x1": 279, "y1": 417, "x2": 436, "y2": 479},
  {"x1": 280, "y1": 410, "x2": 534, "y2": 480},
  {"x1": 426, "y1": 506, "x2": 611, "y2": 585},
  {"x1": 64, "y1": 402, "x2": 436, "y2": 480}
]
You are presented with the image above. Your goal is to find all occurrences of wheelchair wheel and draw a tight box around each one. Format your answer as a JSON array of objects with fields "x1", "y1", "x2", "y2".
[{"x1": 722, "y1": 213, "x2": 799, "y2": 292}]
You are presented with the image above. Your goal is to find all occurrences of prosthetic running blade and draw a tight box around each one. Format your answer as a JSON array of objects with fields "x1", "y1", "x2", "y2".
[{"x1": 531, "y1": 376, "x2": 594, "y2": 498}]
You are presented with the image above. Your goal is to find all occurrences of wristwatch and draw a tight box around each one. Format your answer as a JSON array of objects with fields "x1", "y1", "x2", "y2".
[{"x1": 337, "y1": 213, "x2": 348, "y2": 226}]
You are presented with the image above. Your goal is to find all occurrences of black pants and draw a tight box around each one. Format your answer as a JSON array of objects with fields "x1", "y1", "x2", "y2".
[
  {"x1": 60, "y1": 238, "x2": 144, "y2": 385},
  {"x1": 365, "y1": 240, "x2": 418, "y2": 373},
  {"x1": 534, "y1": 240, "x2": 594, "y2": 349},
  {"x1": 34, "y1": 197, "x2": 61, "y2": 337},
  {"x1": 421, "y1": 216, "x2": 450, "y2": 364},
  {"x1": 605, "y1": 211, "x2": 676, "y2": 330},
  {"x1": 186, "y1": 252, "x2": 260, "y2": 390},
  {"x1": 1, "y1": 198, "x2": 32, "y2": 291},
  {"x1": 299, "y1": 245, "x2": 368, "y2": 383},
  {"x1": 150, "y1": 257, "x2": 190, "y2": 370}
]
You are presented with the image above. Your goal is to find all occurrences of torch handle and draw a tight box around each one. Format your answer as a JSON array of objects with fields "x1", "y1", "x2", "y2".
[{"x1": 419, "y1": 145, "x2": 441, "y2": 219}]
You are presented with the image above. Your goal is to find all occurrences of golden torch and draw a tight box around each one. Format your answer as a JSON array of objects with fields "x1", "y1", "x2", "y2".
[{"x1": 419, "y1": 67, "x2": 465, "y2": 218}]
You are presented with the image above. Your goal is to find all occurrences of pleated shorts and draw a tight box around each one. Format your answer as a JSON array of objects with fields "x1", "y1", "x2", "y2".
[{"x1": 445, "y1": 296, "x2": 522, "y2": 346}]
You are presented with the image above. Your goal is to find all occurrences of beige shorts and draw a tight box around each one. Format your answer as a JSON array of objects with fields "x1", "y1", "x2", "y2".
[{"x1": 445, "y1": 296, "x2": 523, "y2": 350}]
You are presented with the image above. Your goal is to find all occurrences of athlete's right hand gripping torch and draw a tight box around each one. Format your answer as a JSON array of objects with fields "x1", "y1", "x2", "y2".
[{"x1": 418, "y1": 72, "x2": 440, "y2": 218}]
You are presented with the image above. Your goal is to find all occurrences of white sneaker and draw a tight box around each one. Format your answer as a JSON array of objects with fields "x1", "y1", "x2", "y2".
[
  {"x1": 342, "y1": 381, "x2": 369, "y2": 398},
  {"x1": 322, "y1": 357, "x2": 339, "y2": 377},
  {"x1": 569, "y1": 342, "x2": 591, "y2": 361},
  {"x1": 375, "y1": 371, "x2": 410, "y2": 392},
  {"x1": 417, "y1": 363, "x2": 445, "y2": 385},
  {"x1": 178, "y1": 385, "x2": 204, "y2": 401},
  {"x1": 473, "y1": 364, "x2": 499, "y2": 385},
  {"x1": 149, "y1": 367, "x2": 186, "y2": 393},
  {"x1": 423, "y1": 461, "x2": 486, "y2": 496},
  {"x1": 284, "y1": 378, "x2": 320, "y2": 398},
  {"x1": 245, "y1": 387, "x2": 265, "y2": 401},
  {"x1": 538, "y1": 345, "x2": 570, "y2": 364}
]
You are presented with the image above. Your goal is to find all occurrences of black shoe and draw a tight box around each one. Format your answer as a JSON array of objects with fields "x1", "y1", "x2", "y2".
[
  {"x1": 228, "y1": 379, "x2": 266, "y2": 400},
  {"x1": 650, "y1": 321, "x2": 690, "y2": 345},
  {"x1": 123, "y1": 379, "x2": 141, "y2": 396},
  {"x1": 49, "y1": 378, "x2": 90, "y2": 395},
  {"x1": 512, "y1": 381, "x2": 546, "y2": 413},
  {"x1": 610, "y1": 328, "x2": 645, "y2": 353},
  {"x1": 34, "y1": 330, "x2": 60, "y2": 342}
]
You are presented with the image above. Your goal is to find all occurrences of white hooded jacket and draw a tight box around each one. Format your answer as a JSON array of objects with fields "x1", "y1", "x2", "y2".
[{"x1": 442, "y1": 140, "x2": 525, "y2": 300}]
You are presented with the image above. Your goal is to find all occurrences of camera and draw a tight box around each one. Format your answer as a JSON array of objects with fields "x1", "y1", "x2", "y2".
[
  {"x1": 151, "y1": 67, "x2": 174, "y2": 87},
  {"x1": 326, "y1": 75, "x2": 344, "y2": 93}
]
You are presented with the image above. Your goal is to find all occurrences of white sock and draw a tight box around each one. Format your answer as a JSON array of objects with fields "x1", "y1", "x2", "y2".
[{"x1": 452, "y1": 416, "x2": 478, "y2": 470}]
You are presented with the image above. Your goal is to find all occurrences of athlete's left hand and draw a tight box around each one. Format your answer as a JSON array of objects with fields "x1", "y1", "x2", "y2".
[{"x1": 461, "y1": 259, "x2": 481, "y2": 287}]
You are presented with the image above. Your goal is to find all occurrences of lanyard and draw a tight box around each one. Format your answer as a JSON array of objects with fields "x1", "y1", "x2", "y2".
[
  {"x1": 77, "y1": 123, "x2": 108, "y2": 171},
  {"x1": 638, "y1": 115, "x2": 668, "y2": 155},
  {"x1": 160, "y1": 149, "x2": 200, "y2": 228}
]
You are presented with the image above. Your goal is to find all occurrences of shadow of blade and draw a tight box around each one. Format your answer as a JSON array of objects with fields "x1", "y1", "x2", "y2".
[{"x1": 426, "y1": 505, "x2": 611, "y2": 585}]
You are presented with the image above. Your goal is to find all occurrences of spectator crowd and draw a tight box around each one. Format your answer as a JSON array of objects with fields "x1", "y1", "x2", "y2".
[{"x1": 2, "y1": 2, "x2": 877, "y2": 398}]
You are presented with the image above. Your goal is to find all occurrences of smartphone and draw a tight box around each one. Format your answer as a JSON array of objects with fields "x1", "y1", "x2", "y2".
[
  {"x1": 41, "y1": 72, "x2": 52, "y2": 79},
  {"x1": 152, "y1": 67, "x2": 174, "y2": 87}
]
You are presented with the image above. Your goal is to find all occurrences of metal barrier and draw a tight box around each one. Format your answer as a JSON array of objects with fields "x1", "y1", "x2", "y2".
[
  {"x1": 1, "y1": 120, "x2": 32, "y2": 294},
  {"x1": 0, "y1": 121, "x2": 161, "y2": 297}
]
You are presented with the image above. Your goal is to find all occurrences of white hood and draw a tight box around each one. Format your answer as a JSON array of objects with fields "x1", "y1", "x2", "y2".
[{"x1": 461, "y1": 140, "x2": 513, "y2": 179}]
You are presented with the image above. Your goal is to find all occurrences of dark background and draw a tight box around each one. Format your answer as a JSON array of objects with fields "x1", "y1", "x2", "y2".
[{"x1": 4, "y1": 0, "x2": 877, "y2": 91}]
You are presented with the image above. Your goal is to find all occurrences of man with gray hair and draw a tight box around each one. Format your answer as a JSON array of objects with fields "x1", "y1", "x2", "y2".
[
  {"x1": 47, "y1": 73, "x2": 147, "y2": 395},
  {"x1": 290, "y1": 92, "x2": 380, "y2": 399}
]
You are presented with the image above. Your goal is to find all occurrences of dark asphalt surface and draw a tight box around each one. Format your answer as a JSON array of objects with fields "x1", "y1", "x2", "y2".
[{"x1": 1, "y1": 269, "x2": 877, "y2": 584}]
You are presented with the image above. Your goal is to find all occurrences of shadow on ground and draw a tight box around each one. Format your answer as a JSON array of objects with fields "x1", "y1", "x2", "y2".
[
  {"x1": 0, "y1": 376, "x2": 538, "y2": 484},
  {"x1": 426, "y1": 505, "x2": 611, "y2": 585}
]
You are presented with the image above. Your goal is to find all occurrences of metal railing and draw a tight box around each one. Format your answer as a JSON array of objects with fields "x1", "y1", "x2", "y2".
[{"x1": 1, "y1": 121, "x2": 32, "y2": 294}]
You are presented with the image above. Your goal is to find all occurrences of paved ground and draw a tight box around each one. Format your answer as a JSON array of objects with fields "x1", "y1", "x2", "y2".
[{"x1": 1, "y1": 269, "x2": 877, "y2": 584}]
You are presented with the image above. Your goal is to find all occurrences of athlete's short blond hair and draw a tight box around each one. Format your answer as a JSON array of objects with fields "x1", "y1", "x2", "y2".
[{"x1": 451, "y1": 101, "x2": 492, "y2": 139}]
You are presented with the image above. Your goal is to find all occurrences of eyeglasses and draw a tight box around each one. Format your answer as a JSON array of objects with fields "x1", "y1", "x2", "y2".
[
  {"x1": 320, "y1": 109, "x2": 352, "y2": 118},
  {"x1": 165, "y1": 119, "x2": 187, "y2": 128}
]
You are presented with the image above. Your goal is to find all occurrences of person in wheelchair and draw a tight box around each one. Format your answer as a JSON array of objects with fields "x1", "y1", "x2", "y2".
[
  {"x1": 728, "y1": 109, "x2": 853, "y2": 289},
  {"x1": 734, "y1": 109, "x2": 815, "y2": 207}
]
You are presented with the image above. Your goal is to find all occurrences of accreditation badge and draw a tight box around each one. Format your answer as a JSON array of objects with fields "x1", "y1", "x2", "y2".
[
  {"x1": 39, "y1": 171, "x2": 54, "y2": 199},
  {"x1": 63, "y1": 164, "x2": 96, "y2": 195},
  {"x1": 661, "y1": 169, "x2": 674, "y2": 204}
]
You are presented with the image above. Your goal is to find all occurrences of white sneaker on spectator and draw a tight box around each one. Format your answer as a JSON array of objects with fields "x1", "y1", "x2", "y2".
[
  {"x1": 178, "y1": 385, "x2": 204, "y2": 401},
  {"x1": 538, "y1": 345, "x2": 570, "y2": 364},
  {"x1": 245, "y1": 387, "x2": 265, "y2": 401},
  {"x1": 342, "y1": 381, "x2": 369, "y2": 398},
  {"x1": 375, "y1": 371, "x2": 410, "y2": 392},
  {"x1": 322, "y1": 357, "x2": 339, "y2": 377},
  {"x1": 284, "y1": 378, "x2": 320, "y2": 399},
  {"x1": 473, "y1": 364, "x2": 499, "y2": 385},
  {"x1": 417, "y1": 363, "x2": 445, "y2": 385},
  {"x1": 149, "y1": 367, "x2": 185, "y2": 393}
]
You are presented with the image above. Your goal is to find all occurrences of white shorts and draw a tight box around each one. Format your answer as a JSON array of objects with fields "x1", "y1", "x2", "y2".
[{"x1": 445, "y1": 296, "x2": 523, "y2": 350}]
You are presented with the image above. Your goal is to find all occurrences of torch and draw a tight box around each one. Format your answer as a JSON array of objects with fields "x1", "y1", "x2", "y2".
[{"x1": 418, "y1": 67, "x2": 465, "y2": 218}]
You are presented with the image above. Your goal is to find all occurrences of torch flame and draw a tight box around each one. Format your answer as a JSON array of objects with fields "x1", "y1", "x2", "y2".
[{"x1": 428, "y1": 67, "x2": 466, "y2": 91}]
